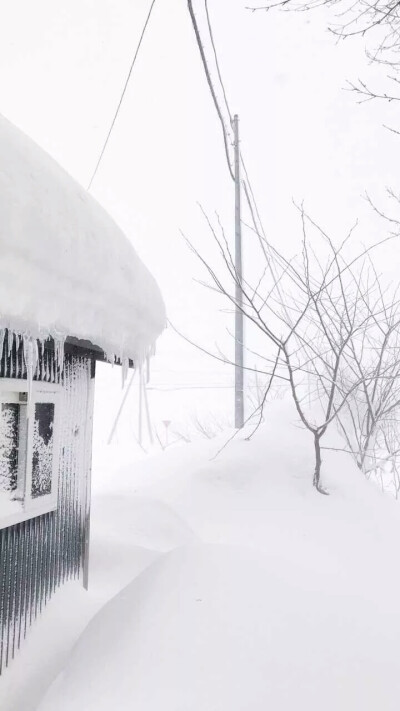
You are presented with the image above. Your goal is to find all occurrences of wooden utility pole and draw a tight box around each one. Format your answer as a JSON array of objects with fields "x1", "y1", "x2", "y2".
[{"x1": 233, "y1": 114, "x2": 244, "y2": 428}]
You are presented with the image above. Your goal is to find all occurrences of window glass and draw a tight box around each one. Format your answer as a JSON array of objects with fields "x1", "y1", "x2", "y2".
[
  {"x1": 0, "y1": 403, "x2": 19, "y2": 492},
  {"x1": 0, "y1": 386, "x2": 59, "y2": 526},
  {"x1": 31, "y1": 403, "x2": 55, "y2": 498}
]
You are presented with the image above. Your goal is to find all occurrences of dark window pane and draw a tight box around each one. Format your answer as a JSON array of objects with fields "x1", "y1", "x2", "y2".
[
  {"x1": 31, "y1": 403, "x2": 54, "y2": 498},
  {"x1": 0, "y1": 403, "x2": 19, "y2": 492}
]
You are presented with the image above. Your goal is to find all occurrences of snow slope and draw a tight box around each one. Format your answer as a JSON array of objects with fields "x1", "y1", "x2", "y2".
[
  {"x1": 0, "y1": 113, "x2": 165, "y2": 361},
  {"x1": 38, "y1": 544, "x2": 400, "y2": 711},
  {"x1": 34, "y1": 399, "x2": 400, "y2": 711}
]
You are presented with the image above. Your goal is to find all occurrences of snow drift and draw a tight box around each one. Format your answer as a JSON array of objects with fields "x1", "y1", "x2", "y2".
[
  {"x1": 37, "y1": 543, "x2": 400, "y2": 711},
  {"x1": 35, "y1": 399, "x2": 400, "y2": 711},
  {"x1": 0, "y1": 113, "x2": 166, "y2": 362}
]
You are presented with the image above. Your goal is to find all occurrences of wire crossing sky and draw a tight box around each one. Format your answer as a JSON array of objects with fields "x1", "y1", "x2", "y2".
[{"x1": 87, "y1": 0, "x2": 157, "y2": 190}]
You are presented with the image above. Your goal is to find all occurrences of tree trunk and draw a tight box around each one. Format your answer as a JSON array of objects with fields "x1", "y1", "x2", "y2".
[{"x1": 313, "y1": 432, "x2": 328, "y2": 494}]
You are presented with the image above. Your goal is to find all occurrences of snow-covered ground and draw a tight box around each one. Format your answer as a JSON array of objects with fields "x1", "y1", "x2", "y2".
[{"x1": 2, "y1": 394, "x2": 400, "y2": 710}]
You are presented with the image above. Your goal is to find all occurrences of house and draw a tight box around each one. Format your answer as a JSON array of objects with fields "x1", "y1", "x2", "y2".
[{"x1": 0, "y1": 114, "x2": 165, "y2": 673}]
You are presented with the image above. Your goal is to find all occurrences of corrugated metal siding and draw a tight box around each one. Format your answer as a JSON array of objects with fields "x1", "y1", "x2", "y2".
[{"x1": 0, "y1": 334, "x2": 94, "y2": 673}]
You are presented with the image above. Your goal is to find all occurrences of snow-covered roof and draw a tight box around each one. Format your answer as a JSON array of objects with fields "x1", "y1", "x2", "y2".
[{"x1": 0, "y1": 113, "x2": 166, "y2": 364}]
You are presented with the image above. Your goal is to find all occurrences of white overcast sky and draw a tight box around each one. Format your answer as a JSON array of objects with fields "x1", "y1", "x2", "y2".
[{"x1": 1, "y1": 0, "x2": 399, "y2": 428}]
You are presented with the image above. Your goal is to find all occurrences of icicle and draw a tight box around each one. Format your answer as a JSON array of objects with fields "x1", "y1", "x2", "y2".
[
  {"x1": 13, "y1": 333, "x2": 18, "y2": 377},
  {"x1": 146, "y1": 354, "x2": 150, "y2": 383},
  {"x1": 121, "y1": 356, "x2": 129, "y2": 388},
  {"x1": 34, "y1": 339, "x2": 39, "y2": 379},
  {"x1": 40, "y1": 340, "x2": 45, "y2": 380},
  {"x1": 51, "y1": 352, "x2": 55, "y2": 383},
  {"x1": 55, "y1": 337, "x2": 65, "y2": 375},
  {"x1": 60, "y1": 338, "x2": 65, "y2": 373},
  {"x1": 34, "y1": 355, "x2": 39, "y2": 379},
  {"x1": 142, "y1": 366, "x2": 154, "y2": 445},
  {"x1": 23, "y1": 336, "x2": 38, "y2": 406},
  {"x1": 7, "y1": 330, "x2": 14, "y2": 377},
  {"x1": 7, "y1": 330, "x2": 13, "y2": 359},
  {"x1": 38, "y1": 342, "x2": 42, "y2": 380},
  {"x1": 21, "y1": 336, "x2": 25, "y2": 378},
  {"x1": 138, "y1": 365, "x2": 143, "y2": 447},
  {"x1": 0, "y1": 328, "x2": 5, "y2": 366},
  {"x1": 15, "y1": 333, "x2": 20, "y2": 377},
  {"x1": 44, "y1": 350, "x2": 49, "y2": 381},
  {"x1": 9, "y1": 337, "x2": 13, "y2": 378}
]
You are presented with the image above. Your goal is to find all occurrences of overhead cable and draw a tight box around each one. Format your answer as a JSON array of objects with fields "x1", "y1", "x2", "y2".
[
  {"x1": 187, "y1": 0, "x2": 235, "y2": 181},
  {"x1": 87, "y1": 0, "x2": 157, "y2": 190}
]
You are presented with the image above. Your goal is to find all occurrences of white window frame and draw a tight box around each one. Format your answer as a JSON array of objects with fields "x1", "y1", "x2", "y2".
[{"x1": 0, "y1": 379, "x2": 61, "y2": 530}]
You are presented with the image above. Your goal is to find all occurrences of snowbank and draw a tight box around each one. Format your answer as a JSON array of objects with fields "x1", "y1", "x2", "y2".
[
  {"x1": 38, "y1": 543, "x2": 400, "y2": 711},
  {"x1": 35, "y1": 399, "x2": 400, "y2": 711},
  {"x1": 0, "y1": 113, "x2": 166, "y2": 361}
]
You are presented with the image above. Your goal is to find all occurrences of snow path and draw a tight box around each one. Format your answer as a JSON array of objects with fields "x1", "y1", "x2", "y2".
[
  {"x1": 38, "y1": 543, "x2": 400, "y2": 711},
  {"x1": 3, "y1": 399, "x2": 400, "y2": 710},
  {"x1": 0, "y1": 490, "x2": 192, "y2": 711}
]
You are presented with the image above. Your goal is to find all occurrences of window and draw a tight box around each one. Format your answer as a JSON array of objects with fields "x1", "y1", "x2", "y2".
[{"x1": 0, "y1": 380, "x2": 60, "y2": 529}]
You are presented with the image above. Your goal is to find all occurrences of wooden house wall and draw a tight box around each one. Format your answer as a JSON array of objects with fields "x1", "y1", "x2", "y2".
[{"x1": 0, "y1": 335, "x2": 94, "y2": 674}]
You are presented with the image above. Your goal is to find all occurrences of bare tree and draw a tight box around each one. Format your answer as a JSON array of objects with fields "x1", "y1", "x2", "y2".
[
  {"x1": 186, "y1": 206, "x2": 392, "y2": 493},
  {"x1": 313, "y1": 256, "x2": 400, "y2": 497},
  {"x1": 336, "y1": 293, "x2": 400, "y2": 462},
  {"x1": 247, "y1": 0, "x2": 400, "y2": 107},
  {"x1": 172, "y1": 412, "x2": 232, "y2": 442},
  {"x1": 377, "y1": 420, "x2": 400, "y2": 496},
  {"x1": 247, "y1": 0, "x2": 400, "y2": 49},
  {"x1": 271, "y1": 217, "x2": 386, "y2": 493}
]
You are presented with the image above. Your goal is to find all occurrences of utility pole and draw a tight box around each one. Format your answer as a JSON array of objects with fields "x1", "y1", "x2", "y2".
[{"x1": 233, "y1": 114, "x2": 244, "y2": 428}]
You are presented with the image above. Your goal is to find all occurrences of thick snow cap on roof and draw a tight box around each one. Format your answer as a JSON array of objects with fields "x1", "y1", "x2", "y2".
[{"x1": 0, "y1": 113, "x2": 166, "y2": 363}]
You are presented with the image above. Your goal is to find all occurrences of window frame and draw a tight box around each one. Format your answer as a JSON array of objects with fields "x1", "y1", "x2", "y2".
[{"x1": 0, "y1": 379, "x2": 61, "y2": 530}]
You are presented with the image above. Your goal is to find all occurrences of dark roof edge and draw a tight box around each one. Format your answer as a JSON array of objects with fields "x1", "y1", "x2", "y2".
[{"x1": 57, "y1": 337, "x2": 134, "y2": 368}]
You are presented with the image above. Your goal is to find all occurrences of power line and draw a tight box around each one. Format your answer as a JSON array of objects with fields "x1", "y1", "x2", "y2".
[
  {"x1": 199, "y1": 1, "x2": 269, "y2": 244},
  {"x1": 240, "y1": 153, "x2": 266, "y2": 238},
  {"x1": 204, "y1": 0, "x2": 233, "y2": 125},
  {"x1": 199, "y1": 0, "x2": 267, "y2": 241},
  {"x1": 187, "y1": 0, "x2": 235, "y2": 181},
  {"x1": 87, "y1": 0, "x2": 157, "y2": 191},
  {"x1": 148, "y1": 385, "x2": 235, "y2": 391},
  {"x1": 192, "y1": 1, "x2": 244, "y2": 425},
  {"x1": 240, "y1": 151, "x2": 289, "y2": 313},
  {"x1": 188, "y1": 5, "x2": 291, "y2": 415}
]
